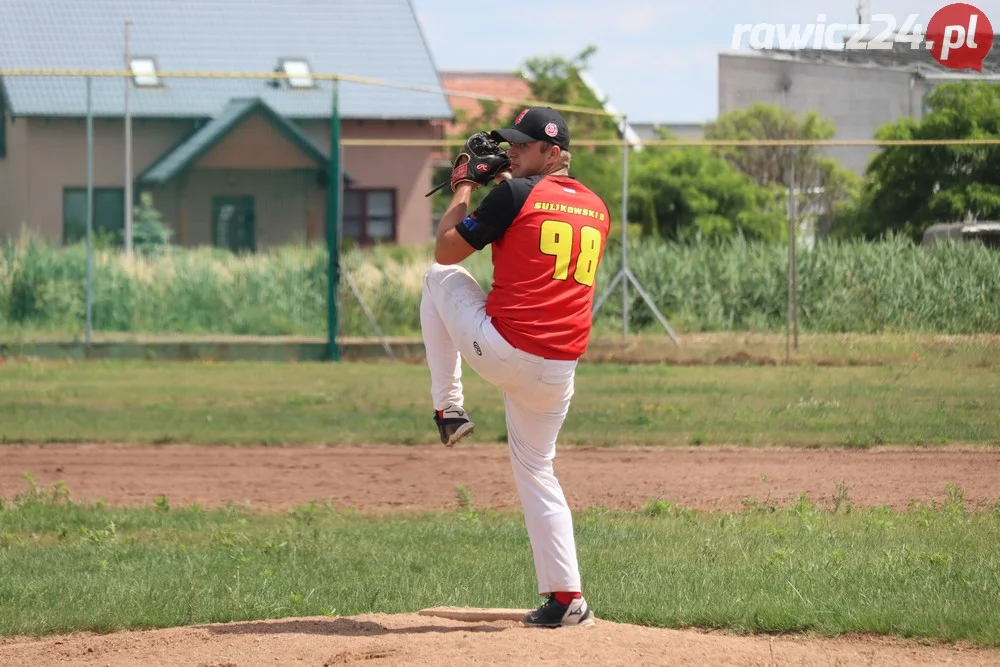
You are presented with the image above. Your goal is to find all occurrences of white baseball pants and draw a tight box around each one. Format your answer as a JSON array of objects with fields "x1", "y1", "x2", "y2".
[{"x1": 420, "y1": 262, "x2": 582, "y2": 596}]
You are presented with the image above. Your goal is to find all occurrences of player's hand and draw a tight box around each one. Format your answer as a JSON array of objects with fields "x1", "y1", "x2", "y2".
[{"x1": 449, "y1": 155, "x2": 478, "y2": 192}]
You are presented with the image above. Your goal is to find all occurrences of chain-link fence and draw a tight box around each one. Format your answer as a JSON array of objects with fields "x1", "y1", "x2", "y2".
[{"x1": 1, "y1": 70, "x2": 999, "y2": 355}]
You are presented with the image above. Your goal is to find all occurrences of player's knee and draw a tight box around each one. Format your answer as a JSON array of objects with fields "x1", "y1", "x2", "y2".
[
  {"x1": 424, "y1": 262, "x2": 446, "y2": 280},
  {"x1": 423, "y1": 262, "x2": 468, "y2": 288},
  {"x1": 423, "y1": 263, "x2": 444, "y2": 291}
]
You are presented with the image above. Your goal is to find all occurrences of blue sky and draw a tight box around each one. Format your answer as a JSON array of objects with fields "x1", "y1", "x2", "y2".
[{"x1": 410, "y1": 0, "x2": 996, "y2": 123}]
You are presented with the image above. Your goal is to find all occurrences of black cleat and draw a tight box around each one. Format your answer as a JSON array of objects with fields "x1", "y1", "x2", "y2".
[
  {"x1": 523, "y1": 595, "x2": 595, "y2": 628},
  {"x1": 434, "y1": 405, "x2": 474, "y2": 447}
]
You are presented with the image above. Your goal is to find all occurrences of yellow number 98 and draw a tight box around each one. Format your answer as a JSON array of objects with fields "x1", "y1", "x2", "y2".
[{"x1": 539, "y1": 219, "x2": 602, "y2": 287}]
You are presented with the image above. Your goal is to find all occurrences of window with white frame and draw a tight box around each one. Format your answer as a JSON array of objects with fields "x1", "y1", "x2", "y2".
[
  {"x1": 130, "y1": 57, "x2": 161, "y2": 87},
  {"x1": 343, "y1": 189, "x2": 396, "y2": 244},
  {"x1": 280, "y1": 59, "x2": 315, "y2": 88}
]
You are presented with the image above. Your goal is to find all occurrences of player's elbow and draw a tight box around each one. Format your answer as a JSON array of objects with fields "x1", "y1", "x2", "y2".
[
  {"x1": 434, "y1": 245, "x2": 465, "y2": 265},
  {"x1": 433, "y1": 247, "x2": 452, "y2": 264},
  {"x1": 435, "y1": 230, "x2": 475, "y2": 265}
]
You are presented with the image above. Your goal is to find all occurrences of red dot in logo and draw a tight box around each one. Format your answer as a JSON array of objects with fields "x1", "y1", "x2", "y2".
[{"x1": 926, "y1": 3, "x2": 994, "y2": 71}]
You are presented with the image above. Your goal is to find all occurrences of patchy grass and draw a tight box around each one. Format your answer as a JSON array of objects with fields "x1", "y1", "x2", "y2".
[
  {"x1": 2, "y1": 479, "x2": 1000, "y2": 644},
  {"x1": 0, "y1": 356, "x2": 997, "y2": 446}
]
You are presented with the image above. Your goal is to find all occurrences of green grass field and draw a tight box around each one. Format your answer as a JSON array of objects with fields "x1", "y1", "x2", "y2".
[
  {"x1": 2, "y1": 478, "x2": 1000, "y2": 644},
  {"x1": 2, "y1": 338, "x2": 999, "y2": 646},
  {"x1": 0, "y1": 349, "x2": 998, "y2": 447}
]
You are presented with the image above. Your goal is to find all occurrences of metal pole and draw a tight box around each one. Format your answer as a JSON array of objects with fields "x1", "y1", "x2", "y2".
[
  {"x1": 124, "y1": 19, "x2": 133, "y2": 257},
  {"x1": 791, "y1": 172, "x2": 799, "y2": 351},
  {"x1": 592, "y1": 115, "x2": 679, "y2": 346},
  {"x1": 86, "y1": 76, "x2": 94, "y2": 345},
  {"x1": 620, "y1": 114, "x2": 629, "y2": 340},
  {"x1": 326, "y1": 78, "x2": 342, "y2": 361},
  {"x1": 786, "y1": 161, "x2": 794, "y2": 364}
]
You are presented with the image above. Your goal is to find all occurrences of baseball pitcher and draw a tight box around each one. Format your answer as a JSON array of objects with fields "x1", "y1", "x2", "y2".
[{"x1": 420, "y1": 107, "x2": 610, "y2": 628}]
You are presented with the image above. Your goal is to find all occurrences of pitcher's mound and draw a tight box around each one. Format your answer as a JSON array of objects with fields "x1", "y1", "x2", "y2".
[
  {"x1": 2, "y1": 612, "x2": 998, "y2": 666},
  {"x1": 418, "y1": 606, "x2": 533, "y2": 623}
]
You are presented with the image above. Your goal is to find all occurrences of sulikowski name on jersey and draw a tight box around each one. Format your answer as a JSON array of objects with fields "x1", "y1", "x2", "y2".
[
  {"x1": 732, "y1": 14, "x2": 932, "y2": 51},
  {"x1": 533, "y1": 202, "x2": 608, "y2": 220}
]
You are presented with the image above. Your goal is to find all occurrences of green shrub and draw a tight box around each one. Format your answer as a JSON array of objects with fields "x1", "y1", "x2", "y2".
[{"x1": 1, "y1": 233, "x2": 997, "y2": 337}]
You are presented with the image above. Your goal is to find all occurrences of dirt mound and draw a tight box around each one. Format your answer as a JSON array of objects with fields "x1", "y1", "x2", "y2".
[{"x1": 1, "y1": 612, "x2": 996, "y2": 666}]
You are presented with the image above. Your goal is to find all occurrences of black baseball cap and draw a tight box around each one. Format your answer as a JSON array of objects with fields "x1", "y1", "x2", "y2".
[{"x1": 490, "y1": 106, "x2": 570, "y2": 151}]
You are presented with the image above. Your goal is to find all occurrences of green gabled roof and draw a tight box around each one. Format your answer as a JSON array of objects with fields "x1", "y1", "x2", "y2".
[{"x1": 138, "y1": 97, "x2": 350, "y2": 187}]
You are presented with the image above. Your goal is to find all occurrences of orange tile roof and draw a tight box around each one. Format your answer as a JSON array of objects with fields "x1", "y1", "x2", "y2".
[{"x1": 436, "y1": 71, "x2": 534, "y2": 137}]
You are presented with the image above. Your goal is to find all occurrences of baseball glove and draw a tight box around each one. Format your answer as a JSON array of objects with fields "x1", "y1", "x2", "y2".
[{"x1": 449, "y1": 131, "x2": 510, "y2": 191}]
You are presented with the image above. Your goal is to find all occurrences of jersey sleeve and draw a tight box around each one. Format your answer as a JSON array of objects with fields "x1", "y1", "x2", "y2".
[{"x1": 454, "y1": 181, "x2": 517, "y2": 250}]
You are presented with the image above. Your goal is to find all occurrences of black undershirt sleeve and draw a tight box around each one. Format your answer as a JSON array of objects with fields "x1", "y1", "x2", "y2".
[{"x1": 454, "y1": 177, "x2": 537, "y2": 250}]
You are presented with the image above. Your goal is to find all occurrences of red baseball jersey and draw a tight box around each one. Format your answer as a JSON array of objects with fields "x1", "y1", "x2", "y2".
[{"x1": 455, "y1": 174, "x2": 611, "y2": 360}]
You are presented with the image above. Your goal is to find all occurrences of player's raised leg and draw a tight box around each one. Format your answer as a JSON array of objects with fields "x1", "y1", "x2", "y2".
[
  {"x1": 420, "y1": 274, "x2": 463, "y2": 408},
  {"x1": 420, "y1": 262, "x2": 518, "y2": 446}
]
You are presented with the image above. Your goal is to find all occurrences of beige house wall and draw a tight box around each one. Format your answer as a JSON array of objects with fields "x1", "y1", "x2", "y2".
[
  {"x1": 146, "y1": 169, "x2": 319, "y2": 250},
  {"x1": 0, "y1": 117, "x2": 193, "y2": 243},
  {"x1": 0, "y1": 113, "x2": 440, "y2": 248},
  {"x1": 196, "y1": 114, "x2": 317, "y2": 170},
  {"x1": 0, "y1": 115, "x2": 30, "y2": 241},
  {"x1": 300, "y1": 118, "x2": 439, "y2": 246}
]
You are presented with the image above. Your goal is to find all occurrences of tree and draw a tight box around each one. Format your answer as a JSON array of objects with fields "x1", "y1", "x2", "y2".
[
  {"x1": 839, "y1": 82, "x2": 1000, "y2": 242},
  {"x1": 704, "y1": 103, "x2": 860, "y2": 240},
  {"x1": 628, "y1": 129, "x2": 787, "y2": 242},
  {"x1": 431, "y1": 46, "x2": 624, "y2": 224},
  {"x1": 132, "y1": 192, "x2": 174, "y2": 253},
  {"x1": 518, "y1": 46, "x2": 623, "y2": 214}
]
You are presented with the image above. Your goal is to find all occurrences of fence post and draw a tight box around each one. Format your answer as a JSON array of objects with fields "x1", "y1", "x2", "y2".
[
  {"x1": 85, "y1": 75, "x2": 94, "y2": 345},
  {"x1": 786, "y1": 161, "x2": 797, "y2": 363},
  {"x1": 620, "y1": 114, "x2": 629, "y2": 340},
  {"x1": 326, "y1": 77, "x2": 342, "y2": 361}
]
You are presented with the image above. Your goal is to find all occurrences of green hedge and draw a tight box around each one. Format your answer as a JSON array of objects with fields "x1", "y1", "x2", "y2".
[{"x1": 1, "y1": 234, "x2": 997, "y2": 337}]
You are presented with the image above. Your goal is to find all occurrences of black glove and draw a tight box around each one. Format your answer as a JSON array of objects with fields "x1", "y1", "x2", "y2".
[{"x1": 449, "y1": 132, "x2": 510, "y2": 191}]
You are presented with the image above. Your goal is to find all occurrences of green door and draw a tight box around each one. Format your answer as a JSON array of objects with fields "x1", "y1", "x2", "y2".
[{"x1": 212, "y1": 196, "x2": 256, "y2": 253}]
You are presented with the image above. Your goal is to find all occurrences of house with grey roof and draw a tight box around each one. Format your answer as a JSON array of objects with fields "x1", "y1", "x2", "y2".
[{"x1": 0, "y1": 0, "x2": 454, "y2": 250}]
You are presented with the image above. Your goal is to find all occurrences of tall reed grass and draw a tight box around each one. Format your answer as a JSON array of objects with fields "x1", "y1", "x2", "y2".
[{"x1": 0, "y1": 233, "x2": 996, "y2": 337}]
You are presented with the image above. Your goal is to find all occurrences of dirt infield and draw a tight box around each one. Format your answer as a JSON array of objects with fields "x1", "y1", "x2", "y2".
[
  {"x1": 2, "y1": 613, "x2": 998, "y2": 667},
  {"x1": 3, "y1": 443, "x2": 1000, "y2": 513},
  {"x1": 3, "y1": 442, "x2": 1000, "y2": 665}
]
